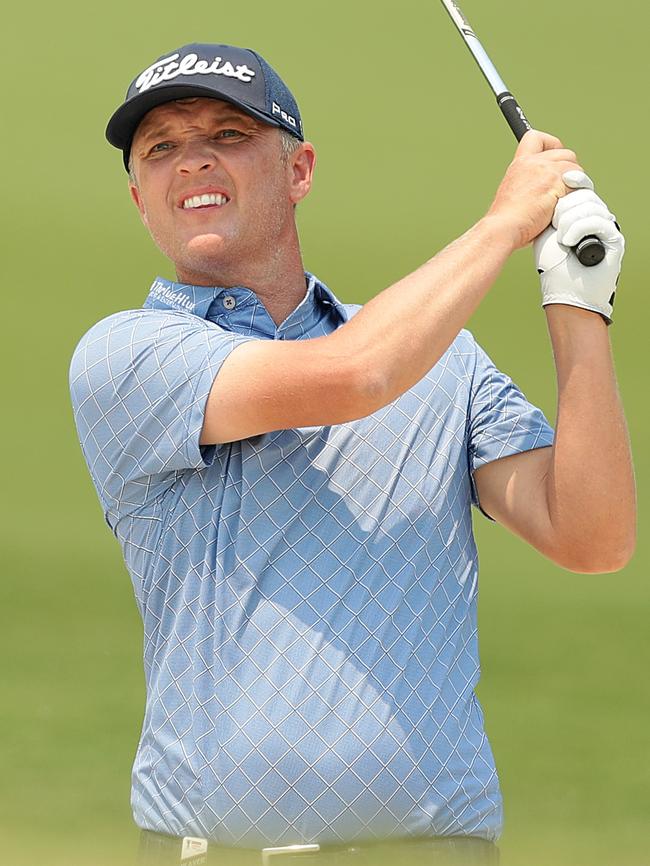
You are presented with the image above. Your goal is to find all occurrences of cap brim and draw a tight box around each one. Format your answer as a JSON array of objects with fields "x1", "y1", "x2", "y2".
[{"x1": 105, "y1": 83, "x2": 288, "y2": 170}]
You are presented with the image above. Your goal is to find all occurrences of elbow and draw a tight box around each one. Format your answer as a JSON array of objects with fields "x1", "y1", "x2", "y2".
[
  {"x1": 545, "y1": 501, "x2": 637, "y2": 574},
  {"x1": 604, "y1": 536, "x2": 637, "y2": 572},
  {"x1": 551, "y1": 536, "x2": 636, "y2": 574},
  {"x1": 330, "y1": 359, "x2": 393, "y2": 423},
  {"x1": 592, "y1": 541, "x2": 636, "y2": 573},
  {"x1": 318, "y1": 329, "x2": 412, "y2": 423},
  {"x1": 355, "y1": 366, "x2": 393, "y2": 415}
]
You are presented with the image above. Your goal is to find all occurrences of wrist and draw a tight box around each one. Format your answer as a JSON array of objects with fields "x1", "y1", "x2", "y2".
[
  {"x1": 544, "y1": 303, "x2": 610, "y2": 329},
  {"x1": 545, "y1": 303, "x2": 613, "y2": 389},
  {"x1": 544, "y1": 303, "x2": 610, "y2": 341},
  {"x1": 475, "y1": 213, "x2": 520, "y2": 257},
  {"x1": 543, "y1": 297, "x2": 612, "y2": 326}
]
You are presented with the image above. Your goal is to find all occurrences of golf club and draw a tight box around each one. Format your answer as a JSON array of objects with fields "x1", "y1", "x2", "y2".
[{"x1": 440, "y1": 0, "x2": 606, "y2": 267}]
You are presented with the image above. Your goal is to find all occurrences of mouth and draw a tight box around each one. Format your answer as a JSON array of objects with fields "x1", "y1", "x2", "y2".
[{"x1": 179, "y1": 191, "x2": 230, "y2": 211}]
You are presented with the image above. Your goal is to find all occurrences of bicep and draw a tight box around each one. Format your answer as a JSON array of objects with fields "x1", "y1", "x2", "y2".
[
  {"x1": 473, "y1": 446, "x2": 556, "y2": 555},
  {"x1": 200, "y1": 336, "x2": 369, "y2": 444}
]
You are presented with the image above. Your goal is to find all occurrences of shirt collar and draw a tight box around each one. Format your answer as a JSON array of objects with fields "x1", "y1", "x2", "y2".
[{"x1": 142, "y1": 273, "x2": 349, "y2": 338}]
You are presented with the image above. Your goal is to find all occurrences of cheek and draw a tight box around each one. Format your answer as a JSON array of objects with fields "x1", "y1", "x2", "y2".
[
  {"x1": 248, "y1": 167, "x2": 293, "y2": 218},
  {"x1": 138, "y1": 197, "x2": 180, "y2": 258},
  {"x1": 135, "y1": 169, "x2": 168, "y2": 218},
  {"x1": 140, "y1": 190, "x2": 172, "y2": 235}
]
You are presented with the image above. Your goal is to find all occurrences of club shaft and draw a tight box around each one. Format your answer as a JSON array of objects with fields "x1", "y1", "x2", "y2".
[
  {"x1": 440, "y1": 0, "x2": 508, "y2": 95},
  {"x1": 440, "y1": 0, "x2": 606, "y2": 267},
  {"x1": 440, "y1": 0, "x2": 531, "y2": 140}
]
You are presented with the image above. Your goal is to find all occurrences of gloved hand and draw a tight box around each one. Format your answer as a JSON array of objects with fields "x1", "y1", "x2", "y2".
[{"x1": 533, "y1": 170, "x2": 624, "y2": 323}]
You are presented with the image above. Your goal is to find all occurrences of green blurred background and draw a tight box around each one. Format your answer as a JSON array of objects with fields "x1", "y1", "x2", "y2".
[{"x1": 2, "y1": 0, "x2": 648, "y2": 863}]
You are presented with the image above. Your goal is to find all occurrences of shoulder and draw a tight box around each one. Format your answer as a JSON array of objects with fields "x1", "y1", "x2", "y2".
[
  {"x1": 432, "y1": 328, "x2": 483, "y2": 381},
  {"x1": 69, "y1": 310, "x2": 135, "y2": 398},
  {"x1": 448, "y1": 328, "x2": 481, "y2": 358},
  {"x1": 71, "y1": 308, "x2": 225, "y2": 374},
  {"x1": 71, "y1": 307, "x2": 216, "y2": 356},
  {"x1": 68, "y1": 308, "x2": 235, "y2": 412}
]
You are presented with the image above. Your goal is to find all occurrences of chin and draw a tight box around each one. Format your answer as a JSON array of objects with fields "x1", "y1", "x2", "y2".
[
  {"x1": 171, "y1": 233, "x2": 239, "y2": 285},
  {"x1": 178, "y1": 234, "x2": 233, "y2": 275},
  {"x1": 185, "y1": 233, "x2": 228, "y2": 257}
]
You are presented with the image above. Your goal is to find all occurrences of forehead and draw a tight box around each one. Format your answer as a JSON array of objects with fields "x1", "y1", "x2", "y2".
[{"x1": 134, "y1": 97, "x2": 260, "y2": 140}]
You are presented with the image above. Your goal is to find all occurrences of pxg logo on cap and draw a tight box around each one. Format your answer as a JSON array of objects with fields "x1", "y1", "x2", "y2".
[{"x1": 106, "y1": 43, "x2": 304, "y2": 171}]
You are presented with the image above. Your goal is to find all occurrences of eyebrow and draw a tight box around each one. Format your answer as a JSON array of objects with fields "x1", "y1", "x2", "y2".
[{"x1": 138, "y1": 112, "x2": 257, "y2": 144}]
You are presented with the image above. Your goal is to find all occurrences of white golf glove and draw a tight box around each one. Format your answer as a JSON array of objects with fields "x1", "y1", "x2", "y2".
[{"x1": 533, "y1": 170, "x2": 624, "y2": 323}]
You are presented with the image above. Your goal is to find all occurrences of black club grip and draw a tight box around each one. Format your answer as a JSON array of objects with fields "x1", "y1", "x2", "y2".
[
  {"x1": 574, "y1": 235, "x2": 607, "y2": 267},
  {"x1": 496, "y1": 92, "x2": 607, "y2": 268},
  {"x1": 497, "y1": 91, "x2": 531, "y2": 142}
]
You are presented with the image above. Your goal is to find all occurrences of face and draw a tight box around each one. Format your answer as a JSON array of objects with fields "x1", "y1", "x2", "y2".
[{"x1": 128, "y1": 97, "x2": 315, "y2": 282}]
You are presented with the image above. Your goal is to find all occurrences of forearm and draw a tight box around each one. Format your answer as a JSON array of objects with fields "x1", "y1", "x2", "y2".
[
  {"x1": 545, "y1": 305, "x2": 636, "y2": 570},
  {"x1": 203, "y1": 131, "x2": 590, "y2": 444},
  {"x1": 324, "y1": 131, "x2": 588, "y2": 415},
  {"x1": 327, "y1": 215, "x2": 515, "y2": 410},
  {"x1": 203, "y1": 215, "x2": 519, "y2": 443}
]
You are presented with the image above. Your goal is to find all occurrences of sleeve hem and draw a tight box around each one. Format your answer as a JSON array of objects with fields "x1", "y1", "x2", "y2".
[
  {"x1": 182, "y1": 333, "x2": 253, "y2": 467},
  {"x1": 470, "y1": 434, "x2": 555, "y2": 518}
]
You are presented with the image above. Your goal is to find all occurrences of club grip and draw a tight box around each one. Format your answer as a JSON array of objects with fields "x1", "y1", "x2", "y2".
[
  {"x1": 496, "y1": 92, "x2": 531, "y2": 141},
  {"x1": 574, "y1": 235, "x2": 606, "y2": 267},
  {"x1": 496, "y1": 92, "x2": 606, "y2": 268}
]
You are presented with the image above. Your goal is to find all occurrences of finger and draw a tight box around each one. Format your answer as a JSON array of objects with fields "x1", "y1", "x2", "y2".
[
  {"x1": 515, "y1": 129, "x2": 564, "y2": 156},
  {"x1": 556, "y1": 200, "x2": 615, "y2": 237},
  {"x1": 563, "y1": 170, "x2": 594, "y2": 191},
  {"x1": 551, "y1": 162, "x2": 587, "y2": 190},
  {"x1": 562, "y1": 216, "x2": 622, "y2": 248},
  {"x1": 539, "y1": 149, "x2": 579, "y2": 164}
]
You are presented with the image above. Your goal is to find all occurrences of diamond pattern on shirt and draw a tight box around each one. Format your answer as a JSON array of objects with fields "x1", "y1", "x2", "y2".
[{"x1": 69, "y1": 274, "x2": 554, "y2": 846}]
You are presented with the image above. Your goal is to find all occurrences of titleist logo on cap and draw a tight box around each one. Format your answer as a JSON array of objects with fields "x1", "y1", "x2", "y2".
[{"x1": 135, "y1": 53, "x2": 257, "y2": 93}]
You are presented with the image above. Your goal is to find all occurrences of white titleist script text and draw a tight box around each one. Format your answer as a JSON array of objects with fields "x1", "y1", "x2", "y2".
[{"x1": 135, "y1": 53, "x2": 256, "y2": 93}]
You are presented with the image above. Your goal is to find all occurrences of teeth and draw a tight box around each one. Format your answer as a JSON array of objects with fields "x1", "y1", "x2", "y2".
[{"x1": 183, "y1": 193, "x2": 228, "y2": 209}]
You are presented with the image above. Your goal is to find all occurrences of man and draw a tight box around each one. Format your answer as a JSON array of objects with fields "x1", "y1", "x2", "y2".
[{"x1": 69, "y1": 43, "x2": 635, "y2": 865}]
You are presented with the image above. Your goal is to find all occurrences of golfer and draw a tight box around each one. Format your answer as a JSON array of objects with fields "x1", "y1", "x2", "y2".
[{"x1": 69, "y1": 43, "x2": 635, "y2": 866}]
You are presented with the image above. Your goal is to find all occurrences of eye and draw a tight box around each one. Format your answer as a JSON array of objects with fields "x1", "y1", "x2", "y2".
[
  {"x1": 149, "y1": 141, "x2": 174, "y2": 155},
  {"x1": 215, "y1": 128, "x2": 245, "y2": 140}
]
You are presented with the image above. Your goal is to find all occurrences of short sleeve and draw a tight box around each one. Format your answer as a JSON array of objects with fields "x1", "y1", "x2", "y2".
[
  {"x1": 69, "y1": 309, "x2": 252, "y2": 525},
  {"x1": 467, "y1": 339, "x2": 555, "y2": 512}
]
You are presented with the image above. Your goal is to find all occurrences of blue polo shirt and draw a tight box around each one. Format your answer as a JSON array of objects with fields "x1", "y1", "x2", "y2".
[{"x1": 69, "y1": 273, "x2": 554, "y2": 847}]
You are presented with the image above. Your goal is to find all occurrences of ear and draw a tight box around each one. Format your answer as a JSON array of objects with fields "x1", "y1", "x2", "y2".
[
  {"x1": 129, "y1": 180, "x2": 149, "y2": 227},
  {"x1": 289, "y1": 142, "x2": 316, "y2": 205}
]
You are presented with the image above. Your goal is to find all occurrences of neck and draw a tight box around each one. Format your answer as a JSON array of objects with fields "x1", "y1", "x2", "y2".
[{"x1": 175, "y1": 240, "x2": 308, "y2": 326}]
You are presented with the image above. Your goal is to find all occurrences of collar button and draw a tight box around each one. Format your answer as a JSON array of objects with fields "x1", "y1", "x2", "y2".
[{"x1": 223, "y1": 295, "x2": 236, "y2": 311}]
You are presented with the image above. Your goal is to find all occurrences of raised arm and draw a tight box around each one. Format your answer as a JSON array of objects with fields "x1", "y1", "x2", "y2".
[
  {"x1": 474, "y1": 306, "x2": 635, "y2": 573},
  {"x1": 201, "y1": 131, "x2": 580, "y2": 445},
  {"x1": 473, "y1": 172, "x2": 635, "y2": 572}
]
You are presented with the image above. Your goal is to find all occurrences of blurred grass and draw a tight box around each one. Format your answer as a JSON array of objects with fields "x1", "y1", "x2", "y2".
[{"x1": 2, "y1": 0, "x2": 649, "y2": 863}]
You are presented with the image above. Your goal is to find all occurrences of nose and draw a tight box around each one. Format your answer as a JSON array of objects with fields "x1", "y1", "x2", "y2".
[{"x1": 176, "y1": 138, "x2": 218, "y2": 175}]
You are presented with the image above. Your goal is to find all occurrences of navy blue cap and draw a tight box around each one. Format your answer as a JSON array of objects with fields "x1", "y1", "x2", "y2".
[{"x1": 106, "y1": 43, "x2": 304, "y2": 171}]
